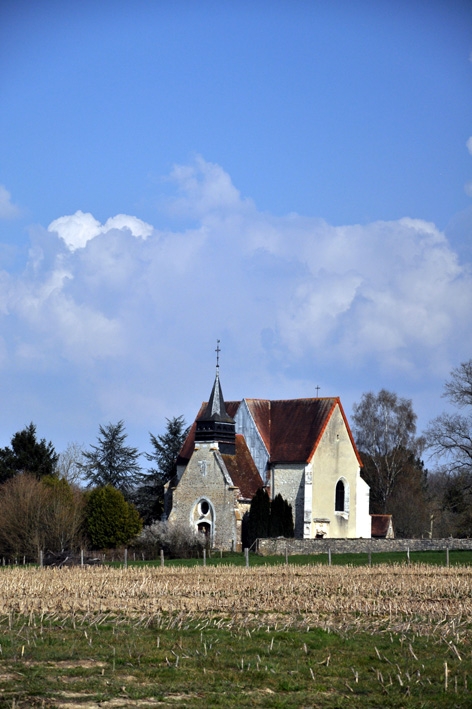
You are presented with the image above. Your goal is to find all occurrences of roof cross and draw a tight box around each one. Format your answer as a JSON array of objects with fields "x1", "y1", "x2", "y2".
[
  {"x1": 315, "y1": 385, "x2": 320, "y2": 397},
  {"x1": 215, "y1": 339, "x2": 221, "y2": 369}
]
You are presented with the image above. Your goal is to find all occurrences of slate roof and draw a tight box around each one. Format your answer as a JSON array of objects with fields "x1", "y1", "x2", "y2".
[
  {"x1": 196, "y1": 369, "x2": 235, "y2": 424},
  {"x1": 221, "y1": 435, "x2": 263, "y2": 500}
]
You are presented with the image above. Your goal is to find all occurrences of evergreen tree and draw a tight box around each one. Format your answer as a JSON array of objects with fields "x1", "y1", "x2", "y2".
[
  {"x1": 0, "y1": 422, "x2": 58, "y2": 483},
  {"x1": 135, "y1": 416, "x2": 189, "y2": 523},
  {"x1": 247, "y1": 487, "x2": 271, "y2": 547},
  {"x1": 85, "y1": 485, "x2": 142, "y2": 549},
  {"x1": 80, "y1": 421, "x2": 141, "y2": 497},
  {"x1": 269, "y1": 494, "x2": 294, "y2": 538}
]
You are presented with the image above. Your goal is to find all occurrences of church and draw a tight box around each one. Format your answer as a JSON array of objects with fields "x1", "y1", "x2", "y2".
[{"x1": 166, "y1": 360, "x2": 371, "y2": 551}]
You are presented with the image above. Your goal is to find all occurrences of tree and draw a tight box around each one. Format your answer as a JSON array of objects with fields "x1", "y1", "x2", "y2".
[
  {"x1": 56, "y1": 442, "x2": 85, "y2": 485},
  {"x1": 0, "y1": 423, "x2": 58, "y2": 483},
  {"x1": 0, "y1": 473, "x2": 85, "y2": 560},
  {"x1": 41, "y1": 475, "x2": 85, "y2": 552},
  {"x1": 85, "y1": 485, "x2": 142, "y2": 549},
  {"x1": 247, "y1": 488, "x2": 271, "y2": 547},
  {"x1": 135, "y1": 416, "x2": 189, "y2": 523},
  {"x1": 425, "y1": 359, "x2": 472, "y2": 475},
  {"x1": 269, "y1": 494, "x2": 294, "y2": 538},
  {"x1": 80, "y1": 421, "x2": 141, "y2": 497},
  {"x1": 425, "y1": 359, "x2": 472, "y2": 537},
  {"x1": 352, "y1": 389, "x2": 425, "y2": 514}
]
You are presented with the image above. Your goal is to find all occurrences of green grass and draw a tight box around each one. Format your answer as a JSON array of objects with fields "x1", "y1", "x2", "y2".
[
  {"x1": 117, "y1": 548, "x2": 472, "y2": 568},
  {"x1": 0, "y1": 612, "x2": 470, "y2": 707}
]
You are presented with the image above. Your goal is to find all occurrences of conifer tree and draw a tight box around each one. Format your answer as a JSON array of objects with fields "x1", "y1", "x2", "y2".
[
  {"x1": 0, "y1": 422, "x2": 58, "y2": 483},
  {"x1": 135, "y1": 416, "x2": 189, "y2": 524},
  {"x1": 80, "y1": 421, "x2": 141, "y2": 497}
]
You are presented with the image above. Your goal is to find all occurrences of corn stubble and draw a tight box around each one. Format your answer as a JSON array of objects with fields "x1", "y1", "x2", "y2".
[{"x1": 0, "y1": 563, "x2": 470, "y2": 707}]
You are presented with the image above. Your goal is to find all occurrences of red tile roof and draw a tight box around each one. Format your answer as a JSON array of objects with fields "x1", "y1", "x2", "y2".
[
  {"x1": 246, "y1": 397, "x2": 338, "y2": 463},
  {"x1": 178, "y1": 397, "x2": 362, "y2": 467},
  {"x1": 221, "y1": 435, "x2": 263, "y2": 499}
]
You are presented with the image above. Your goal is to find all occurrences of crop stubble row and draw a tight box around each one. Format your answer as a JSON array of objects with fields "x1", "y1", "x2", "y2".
[{"x1": 0, "y1": 564, "x2": 470, "y2": 632}]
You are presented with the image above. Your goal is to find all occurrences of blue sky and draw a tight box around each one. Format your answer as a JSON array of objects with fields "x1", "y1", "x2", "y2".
[{"x1": 0, "y1": 0, "x2": 471, "y2": 462}]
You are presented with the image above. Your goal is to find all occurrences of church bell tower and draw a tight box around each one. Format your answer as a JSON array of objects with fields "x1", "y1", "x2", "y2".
[{"x1": 194, "y1": 341, "x2": 236, "y2": 455}]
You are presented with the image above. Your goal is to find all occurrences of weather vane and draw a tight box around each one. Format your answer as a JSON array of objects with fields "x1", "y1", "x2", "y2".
[{"x1": 215, "y1": 339, "x2": 221, "y2": 369}]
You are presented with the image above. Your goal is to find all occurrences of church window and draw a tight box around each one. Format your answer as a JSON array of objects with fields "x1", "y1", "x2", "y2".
[
  {"x1": 335, "y1": 480, "x2": 345, "y2": 511},
  {"x1": 199, "y1": 500, "x2": 210, "y2": 515},
  {"x1": 335, "y1": 478, "x2": 350, "y2": 514}
]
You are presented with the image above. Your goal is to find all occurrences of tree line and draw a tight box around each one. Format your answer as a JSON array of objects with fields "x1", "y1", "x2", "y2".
[
  {"x1": 0, "y1": 417, "x2": 190, "y2": 560},
  {"x1": 352, "y1": 358, "x2": 472, "y2": 538},
  {"x1": 0, "y1": 358, "x2": 470, "y2": 560}
]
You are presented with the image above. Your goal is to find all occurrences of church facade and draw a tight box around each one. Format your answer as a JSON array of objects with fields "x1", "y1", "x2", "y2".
[{"x1": 166, "y1": 367, "x2": 371, "y2": 550}]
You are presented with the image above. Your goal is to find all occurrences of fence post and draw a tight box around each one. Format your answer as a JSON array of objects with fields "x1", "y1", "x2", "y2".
[
  {"x1": 81, "y1": 549, "x2": 84, "y2": 567},
  {"x1": 446, "y1": 546, "x2": 450, "y2": 568},
  {"x1": 160, "y1": 549, "x2": 164, "y2": 568},
  {"x1": 203, "y1": 548, "x2": 206, "y2": 567},
  {"x1": 39, "y1": 550, "x2": 43, "y2": 568},
  {"x1": 407, "y1": 546, "x2": 410, "y2": 564},
  {"x1": 124, "y1": 548, "x2": 128, "y2": 569},
  {"x1": 285, "y1": 546, "x2": 289, "y2": 565},
  {"x1": 368, "y1": 550, "x2": 372, "y2": 567},
  {"x1": 244, "y1": 547, "x2": 249, "y2": 568},
  {"x1": 328, "y1": 547, "x2": 332, "y2": 566}
]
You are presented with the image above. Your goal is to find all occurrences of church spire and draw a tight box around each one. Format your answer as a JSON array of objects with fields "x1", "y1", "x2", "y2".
[{"x1": 195, "y1": 341, "x2": 236, "y2": 454}]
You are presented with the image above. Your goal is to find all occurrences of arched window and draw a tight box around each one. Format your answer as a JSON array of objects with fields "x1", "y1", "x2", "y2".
[
  {"x1": 335, "y1": 478, "x2": 350, "y2": 515},
  {"x1": 335, "y1": 480, "x2": 345, "y2": 512}
]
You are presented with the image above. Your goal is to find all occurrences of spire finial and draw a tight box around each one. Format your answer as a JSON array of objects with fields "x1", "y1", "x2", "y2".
[
  {"x1": 315, "y1": 385, "x2": 320, "y2": 397},
  {"x1": 215, "y1": 339, "x2": 221, "y2": 370}
]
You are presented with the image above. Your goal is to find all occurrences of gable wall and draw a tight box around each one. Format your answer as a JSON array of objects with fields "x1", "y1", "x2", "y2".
[
  {"x1": 309, "y1": 404, "x2": 370, "y2": 538},
  {"x1": 168, "y1": 444, "x2": 239, "y2": 550}
]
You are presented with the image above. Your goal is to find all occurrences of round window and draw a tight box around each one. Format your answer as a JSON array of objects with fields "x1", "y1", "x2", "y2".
[{"x1": 200, "y1": 500, "x2": 210, "y2": 515}]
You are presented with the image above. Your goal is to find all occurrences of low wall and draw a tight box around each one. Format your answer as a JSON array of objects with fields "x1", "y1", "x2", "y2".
[{"x1": 257, "y1": 537, "x2": 472, "y2": 556}]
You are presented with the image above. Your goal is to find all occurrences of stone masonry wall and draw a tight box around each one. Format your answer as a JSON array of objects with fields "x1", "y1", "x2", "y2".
[{"x1": 258, "y1": 537, "x2": 472, "y2": 556}]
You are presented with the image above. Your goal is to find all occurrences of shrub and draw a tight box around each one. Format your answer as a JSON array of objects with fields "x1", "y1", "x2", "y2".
[{"x1": 135, "y1": 520, "x2": 205, "y2": 559}]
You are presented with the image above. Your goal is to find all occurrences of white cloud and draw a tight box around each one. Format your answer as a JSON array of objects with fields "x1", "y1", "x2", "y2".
[
  {"x1": 1, "y1": 157, "x2": 472, "y2": 444},
  {"x1": 0, "y1": 185, "x2": 20, "y2": 219},
  {"x1": 48, "y1": 210, "x2": 153, "y2": 251}
]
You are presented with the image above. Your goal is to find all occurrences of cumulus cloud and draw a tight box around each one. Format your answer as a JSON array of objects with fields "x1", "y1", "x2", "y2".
[
  {"x1": 0, "y1": 185, "x2": 20, "y2": 219},
  {"x1": 48, "y1": 210, "x2": 153, "y2": 251},
  {"x1": 1, "y1": 156, "x2": 472, "y2": 442}
]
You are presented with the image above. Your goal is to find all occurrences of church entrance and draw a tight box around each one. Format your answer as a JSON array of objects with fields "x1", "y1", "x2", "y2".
[{"x1": 197, "y1": 522, "x2": 211, "y2": 537}]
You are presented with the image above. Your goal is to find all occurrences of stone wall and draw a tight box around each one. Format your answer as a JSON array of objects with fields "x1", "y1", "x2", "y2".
[{"x1": 258, "y1": 537, "x2": 472, "y2": 556}]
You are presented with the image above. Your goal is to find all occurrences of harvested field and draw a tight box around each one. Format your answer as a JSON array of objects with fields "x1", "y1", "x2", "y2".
[
  {"x1": 0, "y1": 563, "x2": 471, "y2": 634},
  {"x1": 0, "y1": 563, "x2": 470, "y2": 707}
]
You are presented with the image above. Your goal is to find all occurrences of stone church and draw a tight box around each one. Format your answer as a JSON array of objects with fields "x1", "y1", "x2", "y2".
[{"x1": 166, "y1": 364, "x2": 371, "y2": 550}]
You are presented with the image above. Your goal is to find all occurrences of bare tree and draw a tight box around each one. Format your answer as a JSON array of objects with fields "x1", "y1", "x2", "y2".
[
  {"x1": 352, "y1": 389, "x2": 425, "y2": 514},
  {"x1": 425, "y1": 359, "x2": 472, "y2": 475},
  {"x1": 56, "y1": 442, "x2": 85, "y2": 485},
  {"x1": 425, "y1": 359, "x2": 472, "y2": 537},
  {"x1": 0, "y1": 474, "x2": 85, "y2": 560}
]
